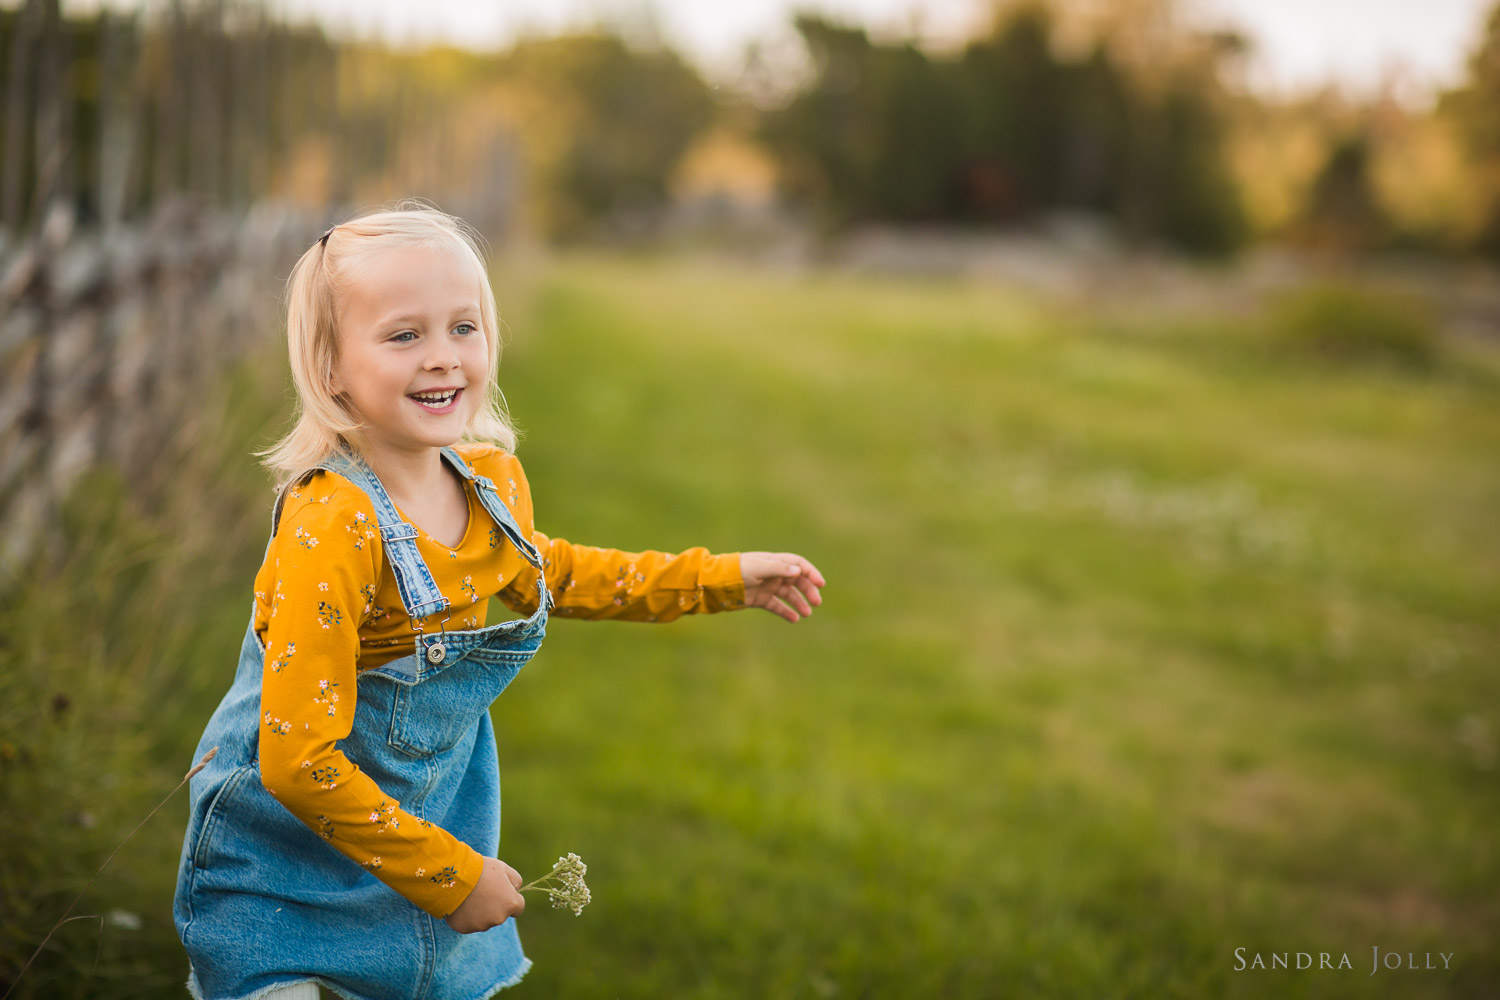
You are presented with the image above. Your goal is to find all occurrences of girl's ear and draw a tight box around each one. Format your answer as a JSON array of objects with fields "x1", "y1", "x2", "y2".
[{"x1": 328, "y1": 342, "x2": 344, "y2": 395}]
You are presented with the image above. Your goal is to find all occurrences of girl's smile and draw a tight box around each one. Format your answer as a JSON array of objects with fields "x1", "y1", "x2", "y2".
[{"x1": 409, "y1": 386, "x2": 463, "y2": 413}]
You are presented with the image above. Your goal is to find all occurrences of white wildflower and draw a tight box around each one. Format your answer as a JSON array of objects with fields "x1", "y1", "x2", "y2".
[{"x1": 519, "y1": 852, "x2": 591, "y2": 916}]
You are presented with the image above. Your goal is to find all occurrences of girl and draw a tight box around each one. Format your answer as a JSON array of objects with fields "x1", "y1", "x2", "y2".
[{"x1": 172, "y1": 205, "x2": 824, "y2": 1000}]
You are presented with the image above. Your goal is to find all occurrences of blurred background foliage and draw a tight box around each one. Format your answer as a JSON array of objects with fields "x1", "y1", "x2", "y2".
[
  {"x1": 763, "y1": 5, "x2": 1249, "y2": 253},
  {"x1": 1, "y1": 0, "x2": 1498, "y2": 997},
  {"x1": 0, "y1": 0, "x2": 1497, "y2": 253}
]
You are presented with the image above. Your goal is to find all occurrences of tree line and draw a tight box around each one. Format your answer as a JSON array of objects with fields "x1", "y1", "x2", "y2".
[{"x1": 1, "y1": 0, "x2": 1497, "y2": 258}]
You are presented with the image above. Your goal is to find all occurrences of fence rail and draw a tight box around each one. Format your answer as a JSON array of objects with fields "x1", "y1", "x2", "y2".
[
  {"x1": 0, "y1": 0, "x2": 521, "y2": 582},
  {"x1": 0, "y1": 198, "x2": 322, "y2": 581}
]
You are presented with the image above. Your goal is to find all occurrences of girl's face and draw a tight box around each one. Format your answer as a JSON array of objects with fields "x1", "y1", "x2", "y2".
[{"x1": 331, "y1": 241, "x2": 490, "y2": 463}]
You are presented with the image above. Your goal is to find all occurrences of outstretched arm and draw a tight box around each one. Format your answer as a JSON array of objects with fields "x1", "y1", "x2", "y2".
[
  {"x1": 486, "y1": 452, "x2": 823, "y2": 623},
  {"x1": 500, "y1": 530, "x2": 746, "y2": 621}
]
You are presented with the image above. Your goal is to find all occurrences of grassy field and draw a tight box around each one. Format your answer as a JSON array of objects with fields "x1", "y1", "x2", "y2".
[{"x1": 2, "y1": 252, "x2": 1497, "y2": 998}]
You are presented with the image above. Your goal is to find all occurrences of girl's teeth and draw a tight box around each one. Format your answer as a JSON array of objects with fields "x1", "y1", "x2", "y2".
[{"x1": 411, "y1": 390, "x2": 458, "y2": 408}]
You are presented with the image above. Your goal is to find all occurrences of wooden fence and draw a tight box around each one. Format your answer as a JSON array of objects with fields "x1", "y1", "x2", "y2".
[
  {"x1": 0, "y1": 0, "x2": 523, "y2": 583},
  {"x1": 0, "y1": 198, "x2": 321, "y2": 581}
]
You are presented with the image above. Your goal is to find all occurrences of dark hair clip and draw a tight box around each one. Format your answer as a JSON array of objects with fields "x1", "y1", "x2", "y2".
[{"x1": 319, "y1": 226, "x2": 336, "y2": 247}]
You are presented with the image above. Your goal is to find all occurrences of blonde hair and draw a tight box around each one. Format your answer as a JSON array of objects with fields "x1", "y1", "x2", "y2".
[{"x1": 256, "y1": 201, "x2": 519, "y2": 491}]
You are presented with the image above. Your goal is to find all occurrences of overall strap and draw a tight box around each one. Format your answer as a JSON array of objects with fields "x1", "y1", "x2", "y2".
[
  {"x1": 270, "y1": 446, "x2": 450, "y2": 621},
  {"x1": 438, "y1": 447, "x2": 544, "y2": 571},
  {"x1": 441, "y1": 446, "x2": 554, "y2": 615}
]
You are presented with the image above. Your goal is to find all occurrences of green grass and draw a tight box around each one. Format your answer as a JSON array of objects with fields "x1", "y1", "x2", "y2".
[{"x1": 3, "y1": 252, "x2": 1497, "y2": 998}]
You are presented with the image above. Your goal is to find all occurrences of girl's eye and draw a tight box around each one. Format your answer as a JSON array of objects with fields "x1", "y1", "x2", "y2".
[
  {"x1": 454, "y1": 323, "x2": 477, "y2": 336},
  {"x1": 392, "y1": 331, "x2": 417, "y2": 343}
]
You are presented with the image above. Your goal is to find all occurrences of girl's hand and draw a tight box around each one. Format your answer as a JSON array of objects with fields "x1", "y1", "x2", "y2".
[
  {"x1": 445, "y1": 856, "x2": 525, "y2": 934},
  {"x1": 739, "y1": 552, "x2": 825, "y2": 622}
]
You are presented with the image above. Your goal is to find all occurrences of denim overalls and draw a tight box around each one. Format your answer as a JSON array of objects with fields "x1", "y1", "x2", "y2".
[{"x1": 174, "y1": 444, "x2": 551, "y2": 1000}]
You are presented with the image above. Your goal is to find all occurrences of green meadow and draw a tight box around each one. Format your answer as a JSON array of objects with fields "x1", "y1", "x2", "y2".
[{"x1": 2, "y1": 253, "x2": 1496, "y2": 998}]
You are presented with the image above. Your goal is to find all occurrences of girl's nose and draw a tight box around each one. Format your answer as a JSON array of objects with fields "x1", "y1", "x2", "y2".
[{"x1": 424, "y1": 343, "x2": 462, "y2": 370}]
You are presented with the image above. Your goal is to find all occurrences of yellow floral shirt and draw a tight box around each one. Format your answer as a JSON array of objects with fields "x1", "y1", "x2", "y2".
[{"x1": 253, "y1": 442, "x2": 745, "y2": 918}]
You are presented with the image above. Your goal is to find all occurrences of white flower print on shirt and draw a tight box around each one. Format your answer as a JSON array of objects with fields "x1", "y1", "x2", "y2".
[
  {"x1": 347, "y1": 510, "x2": 376, "y2": 550},
  {"x1": 269, "y1": 641, "x2": 298, "y2": 674},
  {"x1": 312, "y1": 678, "x2": 341, "y2": 716},
  {"x1": 368, "y1": 799, "x2": 400, "y2": 833}
]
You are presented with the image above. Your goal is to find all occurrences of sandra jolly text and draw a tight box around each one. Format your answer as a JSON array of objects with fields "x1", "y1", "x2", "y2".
[{"x1": 1233, "y1": 947, "x2": 1454, "y2": 975}]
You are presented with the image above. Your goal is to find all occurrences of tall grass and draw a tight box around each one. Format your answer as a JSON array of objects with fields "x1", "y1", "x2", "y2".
[
  {"x1": 0, "y1": 362, "x2": 287, "y2": 997},
  {"x1": 2, "y1": 252, "x2": 1496, "y2": 998},
  {"x1": 1266, "y1": 282, "x2": 1441, "y2": 369}
]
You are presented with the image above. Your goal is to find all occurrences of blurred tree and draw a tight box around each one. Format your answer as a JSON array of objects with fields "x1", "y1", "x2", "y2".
[
  {"x1": 1137, "y1": 76, "x2": 1248, "y2": 254},
  {"x1": 0, "y1": 1, "x2": 349, "y2": 230},
  {"x1": 957, "y1": 4, "x2": 1070, "y2": 220},
  {"x1": 1296, "y1": 131, "x2": 1389, "y2": 254},
  {"x1": 759, "y1": 18, "x2": 943, "y2": 224},
  {"x1": 1059, "y1": 45, "x2": 1131, "y2": 215},
  {"x1": 2, "y1": 0, "x2": 42, "y2": 228},
  {"x1": 496, "y1": 33, "x2": 715, "y2": 238},
  {"x1": 0, "y1": 4, "x2": 719, "y2": 238},
  {"x1": 1106, "y1": 17, "x2": 1248, "y2": 256},
  {"x1": 1441, "y1": 0, "x2": 1500, "y2": 257},
  {"x1": 762, "y1": 3, "x2": 1246, "y2": 254}
]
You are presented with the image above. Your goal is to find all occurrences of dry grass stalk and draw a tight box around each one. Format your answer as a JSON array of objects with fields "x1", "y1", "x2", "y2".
[{"x1": 1, "y1": 747, "x2": 219, "y2": 999}]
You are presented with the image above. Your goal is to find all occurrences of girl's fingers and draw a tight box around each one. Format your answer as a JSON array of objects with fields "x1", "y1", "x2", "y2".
[
  {"x1": 783, "y1": 562, "x2": 821, "y2": 610},
  {"x1": 772, "y1": 583, "x2": 812, "y2": 621},
  {"x1": 786, "y1": 553, "x2": 825, "y2": 589},
  {"x1": 757, "y1": 589, "x2": 796, "y2": 622}
]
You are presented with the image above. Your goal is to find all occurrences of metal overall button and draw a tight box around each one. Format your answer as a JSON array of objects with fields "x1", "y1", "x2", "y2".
[{"x1": 414, "y1": 605, "x2": 452, "y2": 666}]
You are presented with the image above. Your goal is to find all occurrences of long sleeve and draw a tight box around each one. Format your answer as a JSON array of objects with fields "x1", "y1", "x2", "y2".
[
  {"x1": 508, "y1": 532, "x2": 744, "y2": 621},
  {"x1": 257, "y1": 487, "x2": 484, "y2": 919},
  {"x1": 491, "y1": 460, "x2": 745, "y2": 621}
]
